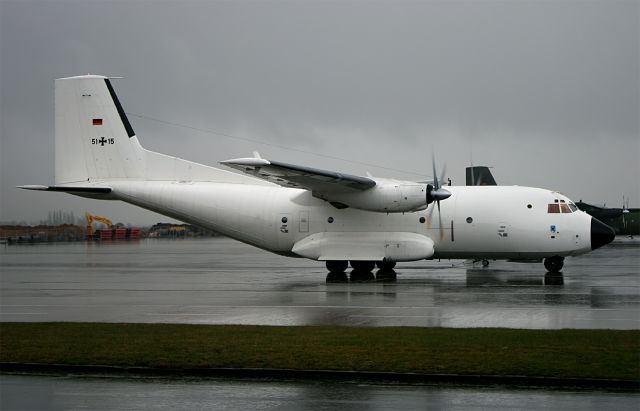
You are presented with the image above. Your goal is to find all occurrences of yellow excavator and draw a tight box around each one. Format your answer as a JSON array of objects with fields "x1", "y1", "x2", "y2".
[{"x1": 85, "y1": 213, "x2": 114, "y2": 237}]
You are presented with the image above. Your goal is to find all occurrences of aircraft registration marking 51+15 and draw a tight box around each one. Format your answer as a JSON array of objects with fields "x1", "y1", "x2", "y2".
[{"x1": 19, "y1": 75, "x2": 615, "y2": 274}]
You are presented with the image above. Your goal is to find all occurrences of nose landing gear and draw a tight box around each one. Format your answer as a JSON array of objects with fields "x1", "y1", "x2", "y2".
[{"x1": 544, "y1": 256, "x2": 564, "y2": 273}]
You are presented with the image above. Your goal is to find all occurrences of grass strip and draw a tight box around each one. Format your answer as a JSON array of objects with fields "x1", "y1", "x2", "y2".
[{"x1": 1, "y1": 323, "x2": 638, "y2": 381}]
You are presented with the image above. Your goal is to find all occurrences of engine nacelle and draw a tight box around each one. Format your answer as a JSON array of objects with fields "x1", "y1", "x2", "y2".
[{"x1": 315, "y1": 179, "x2": 427, "y2": 213}]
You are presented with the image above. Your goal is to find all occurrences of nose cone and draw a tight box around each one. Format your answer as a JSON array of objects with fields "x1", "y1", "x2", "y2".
[{"x1": 591, "y1": 218, "x2": 615, "y2": 250}]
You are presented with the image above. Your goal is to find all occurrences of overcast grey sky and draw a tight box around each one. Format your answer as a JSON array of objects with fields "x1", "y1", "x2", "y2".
[{"x1": 1, "y1": 0, "x2": 638, "y2": 225}]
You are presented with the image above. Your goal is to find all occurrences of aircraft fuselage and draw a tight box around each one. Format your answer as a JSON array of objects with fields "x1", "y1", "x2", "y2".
[{"x1": 105, "y1": 181, "x2": 593, "y2": 260}]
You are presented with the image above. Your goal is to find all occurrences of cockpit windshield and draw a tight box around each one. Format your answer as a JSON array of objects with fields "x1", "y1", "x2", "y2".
[{"x1": 548, "y1": 199, "x2": 578, "y2": 213}]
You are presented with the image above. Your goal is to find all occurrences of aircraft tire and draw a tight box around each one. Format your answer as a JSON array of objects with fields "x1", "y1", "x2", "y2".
[
  {"x1": 376, "y1": 260, "x2": 396, "y2": 270},
  {"x1": 326, "y1": 260, "x2": 348, "y2": 273},
  {"x1": 544, "y1": 256, "x2": 564, "y2": 273},
  {"x1": 350, "y1": 260, "x2": 376, "y2": 272}
]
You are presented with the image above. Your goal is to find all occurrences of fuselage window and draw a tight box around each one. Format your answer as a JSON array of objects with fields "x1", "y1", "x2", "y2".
[
  {"x1": 560, "y1": 204, "x2": 571, "y2": 213},
  {"x1": 548, "y1": 204, "x2": 560, "y2": 213}
]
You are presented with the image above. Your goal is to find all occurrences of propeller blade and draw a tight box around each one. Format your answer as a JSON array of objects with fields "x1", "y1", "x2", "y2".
[
  {"x1": 470, "y1": 154, "x2": 474, "y2": 186},
  {"x1": 439, "y1": 164, "x2": 447, "y2": 188},
  {"x1": 437, "y1": 200, "x2": 445, "y2": 240},
  {"x1": 428, "y1": 152, "x2": 448, "y2": 240},
  {"x1": 431, "y1": 152, "x2": 439, "y2": 190},
  {"x1": 622, "y1": 195, "x2": 628, "y2": 228},
  {"x1": 427, "y1": 201, "x2": 435, "y2": 228}
]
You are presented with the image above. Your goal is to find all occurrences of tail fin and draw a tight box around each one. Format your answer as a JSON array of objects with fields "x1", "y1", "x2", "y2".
[
  {"x1": 55, "y1": 75, "x2": 146, "y2": 183},
  {"x1": 54, "y1": 75, "x2": 253, "y2": 185}
]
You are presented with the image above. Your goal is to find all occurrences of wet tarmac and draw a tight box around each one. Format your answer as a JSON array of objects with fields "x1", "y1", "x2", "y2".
[
  {"x1": 2, "y1": 374, "x2": 639, "y2": 411},
  {"x1": 1, "y1": 237, "x2": 639, "y2": 329}
]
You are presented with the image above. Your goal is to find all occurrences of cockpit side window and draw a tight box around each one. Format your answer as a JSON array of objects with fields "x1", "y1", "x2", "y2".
[
  {"x1": 560, "y1": 204, "x2": 571, "y2": 213},
  {"x1": 569, "y1": 203, "x2": 578, "y2": 212},
  {"x1": 548, "y1": 204, "x2": 560, "y2": 213}
]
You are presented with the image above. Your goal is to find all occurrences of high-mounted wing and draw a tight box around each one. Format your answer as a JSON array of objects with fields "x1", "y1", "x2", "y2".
[
  {"x1": 221, "y1": 155, "x2": 444, "y2": 214},
  {"x1": 220, "y1": 156, "x2": 376, "y2": 194}
]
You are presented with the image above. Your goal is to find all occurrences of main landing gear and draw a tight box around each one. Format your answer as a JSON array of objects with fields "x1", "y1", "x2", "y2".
[
  {"x1": 544, "y1": 256, "x2": 564, "y2": 273},
  {"x1": 350, "y1": 261, "x2": 376, "y2": 272},
  {"x1": 325, "y1": 260, "x2": 396, "y2": 273},
  {"x1": 325, "y1": 260, "x2": 348, "y2": 273},
  {"x1": 325, "y1": 260, "x2": 397, "y2": 282}
]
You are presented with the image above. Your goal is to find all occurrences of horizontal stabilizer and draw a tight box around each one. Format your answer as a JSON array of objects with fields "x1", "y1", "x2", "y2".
[{"x1": 17, "y1": 185, "x2": 112, "y2": 194}]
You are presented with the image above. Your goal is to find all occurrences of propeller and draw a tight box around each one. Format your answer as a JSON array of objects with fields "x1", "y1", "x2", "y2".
[
  {"x1": 622, "y1": 195, "x2": 630, "y2": 229},
  {"x1": 426, "y1": 153, "x2": 451, "y2": 240}
]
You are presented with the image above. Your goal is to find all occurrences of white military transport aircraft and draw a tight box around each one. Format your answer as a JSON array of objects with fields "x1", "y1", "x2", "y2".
[{"x1": 20, "y1": 75, "x2": 615, "y2": 274}]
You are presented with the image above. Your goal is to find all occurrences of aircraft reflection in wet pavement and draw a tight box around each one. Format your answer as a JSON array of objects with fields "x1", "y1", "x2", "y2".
[
  {"x1": 326, "y1": 265, "x2": 564, "y2": 286},
  {"x1": 303, "y1": 266, "x2": 626, "y2": 328},
  {"x1": 20, "y1": 75, "x2": 616, "y2": 275}
]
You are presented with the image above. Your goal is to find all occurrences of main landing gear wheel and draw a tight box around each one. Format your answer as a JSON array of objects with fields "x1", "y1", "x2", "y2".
[
  {"x1": 326, "y1": 260, "x2": 348, "y2": 273},
  {"x1": 350, "y1": 260, "x2": 376, "y2": 272},
  {"x1": 544, "y1": 256, "x2": 564, "y2": 273},
  {"x1": 376, "y1": 260, "x2": 396, "y2": 271}
]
